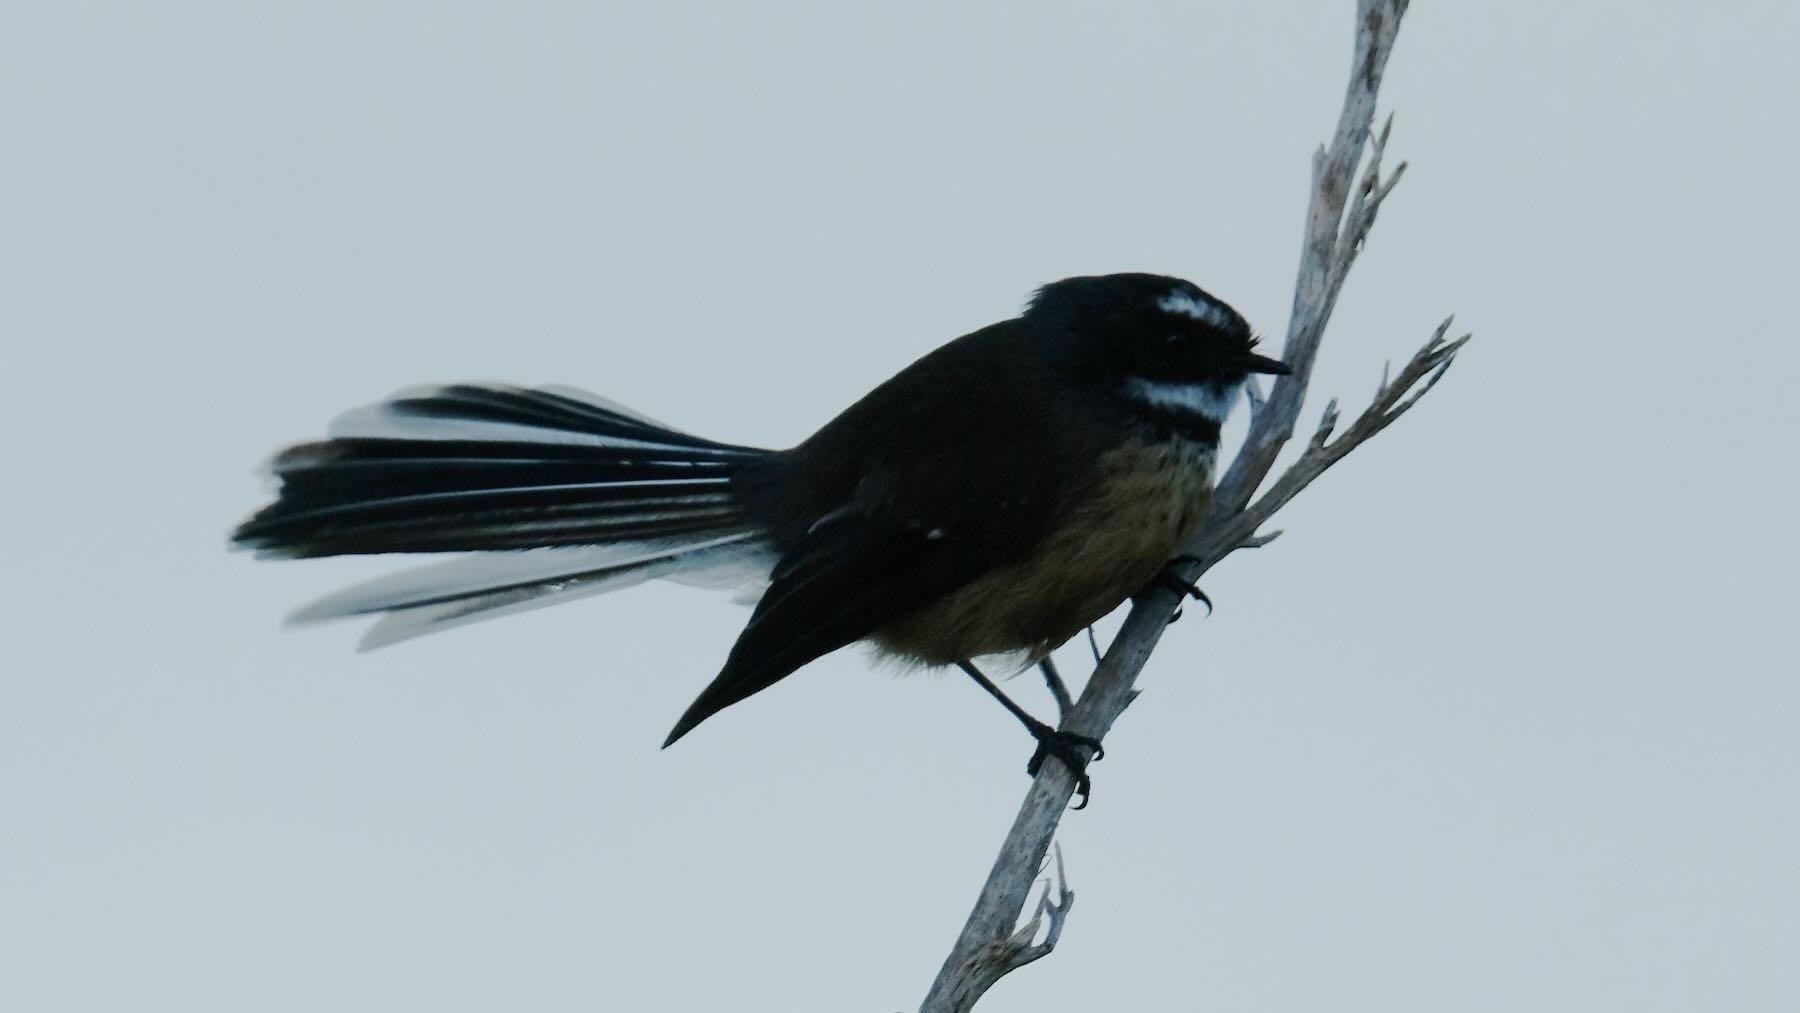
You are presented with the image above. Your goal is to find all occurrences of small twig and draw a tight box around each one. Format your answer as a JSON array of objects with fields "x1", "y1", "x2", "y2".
[
  {"x1": 1003, "y1": 843, "x2": 1074, "y2": 968},
  {"x1": 1310, "y1": 397, "x2": 1341, "y2": 450},
  {"x1": 1240, "y1": 529, "x2": 1283, "y2": 551},
  {"x1": 1186, "y1": 320, "x2": 1469, "y2": 562},
  {"x1": 1038, "y1": 657, "x2": 1076, "y2": 720}
]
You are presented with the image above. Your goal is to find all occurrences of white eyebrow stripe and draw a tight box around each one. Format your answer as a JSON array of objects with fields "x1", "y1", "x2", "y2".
[
  {"x1": 1157, "y1": 290, "x2": 1235, "y2": 328},
  {"x1": 1126, "y1": 378, "x2": 1242, "y2": 422}
]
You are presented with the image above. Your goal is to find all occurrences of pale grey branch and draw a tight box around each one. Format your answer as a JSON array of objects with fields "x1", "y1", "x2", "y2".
[{"x1": 918, "y1": 3, "x2": 1455, "y2": 1010}]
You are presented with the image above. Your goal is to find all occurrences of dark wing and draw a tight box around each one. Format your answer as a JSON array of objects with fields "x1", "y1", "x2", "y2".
[
  {"x1": 662, "y1": 449, "x2": 1066, "y2": 746},
  {"x1": 657, "y1": 505, "x2": 961, "y2": 745}
]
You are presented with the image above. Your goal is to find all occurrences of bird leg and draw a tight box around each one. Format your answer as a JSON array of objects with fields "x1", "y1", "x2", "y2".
[
  {"x1": 957, "y1": 660, "x2": 1104, "y2": 809},
  {"x1": 1146, "y1": 554, "x2": 1212, "y2": 623}
]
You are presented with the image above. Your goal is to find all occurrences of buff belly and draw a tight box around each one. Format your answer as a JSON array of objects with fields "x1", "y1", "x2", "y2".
[{"x1": 873, "y1": 436, "x2": 1216, "y2": 665}]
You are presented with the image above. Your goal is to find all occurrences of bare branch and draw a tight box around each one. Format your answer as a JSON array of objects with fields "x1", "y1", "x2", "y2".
[
  {"x1": 1194, "y1": 322, "x2": 1469, "y2": 550},
  {"x1": 918, "y1": 3, "x2": 1460, "y2": 1009},
  {"x1": 1214, "y1": 0, "x2": 1411, "y2": 515}
]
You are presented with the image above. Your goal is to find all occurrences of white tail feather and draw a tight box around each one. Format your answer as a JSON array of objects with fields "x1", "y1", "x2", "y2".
[
  {"x1": 356, "y1": 566, "x2": 667, "y2": 649},
  {"x1": 287, "y1": 533, "x2": 762, "y2": 622},
  {"x1": 354, "y1": 538, "x2": 775, "y2": 649},
  {"x1": 283, "y1": 534, "x2": 775, "y2": 649}
]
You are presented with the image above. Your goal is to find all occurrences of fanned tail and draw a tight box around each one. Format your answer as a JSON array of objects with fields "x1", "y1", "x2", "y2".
[{"x1": 231, "y1": 383, "x2": 779, "y2": 645}]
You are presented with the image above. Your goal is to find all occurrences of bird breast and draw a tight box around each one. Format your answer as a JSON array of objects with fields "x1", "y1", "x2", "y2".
[{"x1": 874, "y1": 434, "x2": 1216, "y2": 665}]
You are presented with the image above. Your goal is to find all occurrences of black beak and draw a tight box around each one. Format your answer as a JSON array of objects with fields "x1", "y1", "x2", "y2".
[{"x1": 1243, "y1": 352, "x2": 1292, "y2": 376}]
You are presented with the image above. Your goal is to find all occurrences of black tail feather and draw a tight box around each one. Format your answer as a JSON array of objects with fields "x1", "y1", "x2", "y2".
[
  {"x1": 232, "y1": 384, "x2": 773, "y2": 559},
  {"x1": 375, "y1": 384, "x2": 753, "y2": 454}
]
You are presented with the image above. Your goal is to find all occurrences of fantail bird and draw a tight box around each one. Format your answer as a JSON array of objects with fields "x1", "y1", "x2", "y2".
[{"x1": 232, "y1": 273, "x2": 1290, "y2": 801}]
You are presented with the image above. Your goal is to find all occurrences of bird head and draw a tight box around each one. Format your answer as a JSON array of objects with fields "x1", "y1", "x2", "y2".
[{"x1": 1028, "y1": 273, "x2": 1290, "y2": 425}]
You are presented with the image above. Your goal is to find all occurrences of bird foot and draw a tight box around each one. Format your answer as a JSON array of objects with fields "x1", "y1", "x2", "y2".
[
  {"x1": 1149, "y1": 554, "x2": 1212, "y2": 623},
  {"x1": 1022, "y1": 718, "x2": 1105, "y2": 810}
]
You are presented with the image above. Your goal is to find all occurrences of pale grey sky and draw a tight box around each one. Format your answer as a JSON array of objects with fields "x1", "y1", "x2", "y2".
[{"x1": 3, "y1": 2, "x2": 1797, "y2": 1011}]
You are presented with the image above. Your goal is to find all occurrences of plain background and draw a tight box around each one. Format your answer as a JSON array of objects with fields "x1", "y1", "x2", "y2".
[{"x1": 4, "y1": 2, "x2": 1796, "y2": 1011}]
